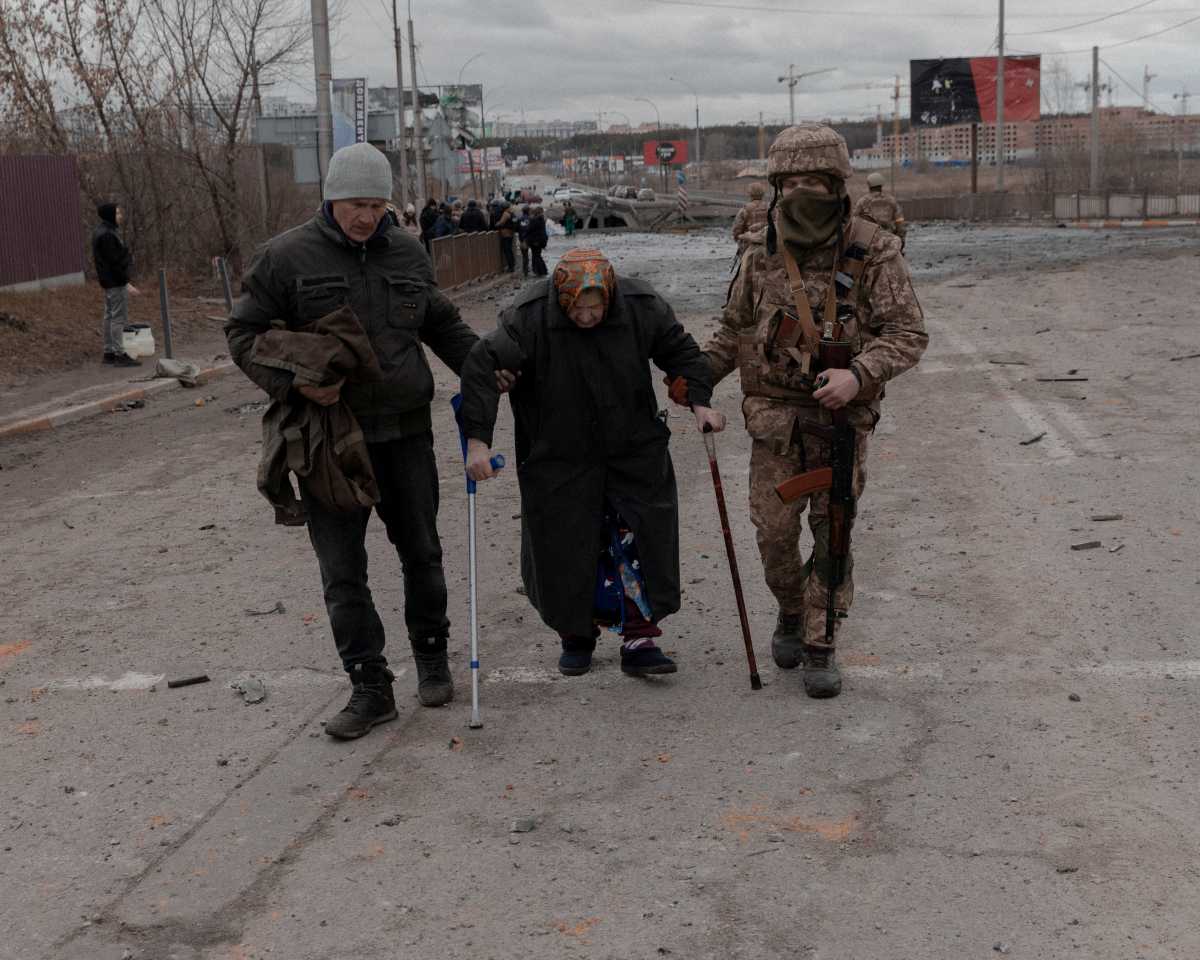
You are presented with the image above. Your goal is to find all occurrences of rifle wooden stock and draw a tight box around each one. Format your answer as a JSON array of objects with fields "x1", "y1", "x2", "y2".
[{"x1": 775, "y1": 466, "x2": 833, "y2": 504}]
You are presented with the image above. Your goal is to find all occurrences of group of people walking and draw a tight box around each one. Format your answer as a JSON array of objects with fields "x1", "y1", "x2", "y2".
[{"x1": 219, "y1": 123, "x2": 926, "y2": 740}]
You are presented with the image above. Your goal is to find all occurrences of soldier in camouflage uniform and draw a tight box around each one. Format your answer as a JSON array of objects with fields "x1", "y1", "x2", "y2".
[
  {"x1": 702, "y1": 124, "x2": 927, "y2": 698},
  {"x1": 732, "y1": 182, "x2": 770, "y2": 251},
  {"x1": 852, "y1": 172, "x2": 908, "y2": 246}
]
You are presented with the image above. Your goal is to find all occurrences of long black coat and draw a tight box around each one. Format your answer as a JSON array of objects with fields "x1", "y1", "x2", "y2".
[{"x1": 459, "y1": 276, "x2": 713, "y2": 636}]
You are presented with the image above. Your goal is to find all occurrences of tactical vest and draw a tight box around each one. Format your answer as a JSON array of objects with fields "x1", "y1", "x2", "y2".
[{"x1": 738, "y1": 216, "x2": 880, "y2": 403}]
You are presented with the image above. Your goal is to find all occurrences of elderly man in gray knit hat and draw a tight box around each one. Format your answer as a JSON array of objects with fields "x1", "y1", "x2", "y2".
[{"x1": 226, "y1": 142, "x2": 482, "y2": 740}]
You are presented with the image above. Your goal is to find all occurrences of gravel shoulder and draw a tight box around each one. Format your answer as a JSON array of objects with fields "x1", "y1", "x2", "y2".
[{"x1": 2, "y1": 226, "x2": 1198, "y2": 960}]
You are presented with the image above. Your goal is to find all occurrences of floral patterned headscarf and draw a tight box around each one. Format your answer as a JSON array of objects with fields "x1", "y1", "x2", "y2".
[{"x1": 553, "y1": 248, "x2": 616, "y2": 314}]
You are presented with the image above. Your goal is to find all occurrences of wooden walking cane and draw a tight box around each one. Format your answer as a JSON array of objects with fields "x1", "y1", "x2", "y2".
[{"x1": 702, "y1": 426, "x2": 762, "y2": 691}]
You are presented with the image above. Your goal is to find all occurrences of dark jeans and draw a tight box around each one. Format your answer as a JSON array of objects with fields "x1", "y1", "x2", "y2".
[
  {"x1": 304, "y1": 432, "x2": 450, "y2": 673},
  {"x1": 499, "y1": 235, "x2": 515, "y2": 272},
  {"x1": 520, "y1": 241, "x2": 530, "y2": 276},
  {"x1": 530, "y1": 244, "x2": 547, "y2": 276}
]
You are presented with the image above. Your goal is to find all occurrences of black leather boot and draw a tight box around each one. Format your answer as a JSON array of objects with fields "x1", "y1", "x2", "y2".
[
  {"x1": 412, "y1": 636, "x2": 454, "y2": 707},
  {"x1": 325, "y1": 664, "x2": 398, "y2": 739}
]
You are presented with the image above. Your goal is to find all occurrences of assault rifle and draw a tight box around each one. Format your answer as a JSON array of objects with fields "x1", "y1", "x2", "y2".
[{"x1": 774, "y1": 305, "x2": 857, "y2": 649}]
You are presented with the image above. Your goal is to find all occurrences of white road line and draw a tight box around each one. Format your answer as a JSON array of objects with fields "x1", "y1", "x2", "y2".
[{"x1": 930, "y1": 320, "x2": 1076, "y2": 461}]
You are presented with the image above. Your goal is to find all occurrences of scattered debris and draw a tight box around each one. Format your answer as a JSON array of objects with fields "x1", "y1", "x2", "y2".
[
  {"x1": 1068, "y1": 693, "x2": 1081, "y2": 702},
  {"x1": 1090, "y1": 514, "x2": 1122, "y2": 522},
  {"x1": 198, "y1": 523, "x2": 216, "y2": 531},
  {"x1": 449, "y1": 736, "x2": 464, "y2": 751},
  {"x1": 510, "y1": 817, "x2": 537, "y2": 833},
  {"x1": 243, "y1": 601, "x2": 285, "y2": 616},
  {"x1": 1168, "y1": 352, "x2": 1200, "y2": 362},
  {"x1": 62, "y1": 520, "x2": 74, "y2": 530},
  {"x1": 116, "y1": 399, "x2": 145, "y2": 411},
  {"x1": 988, "y1": 358, "x2": 1027, "y2": 366},
  {"x1": 1056, "y1": 865, "x2": 1080, "y2": 874},
  {"x1": 230, "y1": 677, "x2": 266, "y2": 704},
  {"x1": 1019, "y1": 432, "x2": 1046, "y2": 446},
  {"x1": 1036, "y1": 377, "x2": 1089, "y2": 382},
  {"x1": 1108, "y1": 543, "x2": 1125, "y2": 554},
  {"x1": 1034, "y1": 327, "x2": 1051, "y2": 334},
  {"x1": 1070, "y1": 541, "x2": 1102, "y2": 551},
  {"x1": 0, "y1": 311, "x2": 31, "y2": 332},
  {"x1": 166, "y1": 674, "x2": 210, "y2": 689},
  {"x1": 994, "y1": 943, "x2": 1011, "y2": 954}
]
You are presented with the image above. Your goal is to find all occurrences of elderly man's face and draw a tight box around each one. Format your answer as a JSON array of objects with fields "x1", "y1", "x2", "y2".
[
  {"x1": 568, "y1": 288, "x2": 606, "y2": 329},
  {"x1": 331, "y1": 198, "x2": 388, "y2": 243}
]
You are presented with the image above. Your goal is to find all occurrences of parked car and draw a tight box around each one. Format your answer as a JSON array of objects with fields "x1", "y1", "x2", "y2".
[{"x1": 637, "y1": 188, "x2": 656, "y2": 201}]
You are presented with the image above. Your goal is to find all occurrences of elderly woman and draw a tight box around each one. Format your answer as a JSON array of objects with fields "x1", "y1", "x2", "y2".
[{"x1": 458, "y1": 249, "x2": 724, "y2": 678}]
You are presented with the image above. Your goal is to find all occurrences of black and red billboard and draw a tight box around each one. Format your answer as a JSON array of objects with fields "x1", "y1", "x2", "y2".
[
  {"x1": 910, "y1": 56, "x2": 1041, "y2": 127},
  {"x1": 643, "y1": 140, "x2": 689, "y2": 166}
]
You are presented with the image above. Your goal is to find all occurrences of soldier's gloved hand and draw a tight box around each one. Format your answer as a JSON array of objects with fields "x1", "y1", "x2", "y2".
[
  {"x1": 813, "y1": 369, "x2": 860, "y2": 411},
  {"x1": 663, "y1": 375, "x2": 690, "y2": 407}
]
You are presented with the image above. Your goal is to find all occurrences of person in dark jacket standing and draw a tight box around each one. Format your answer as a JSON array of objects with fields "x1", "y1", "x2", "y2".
[
  {"x1": 495, "y1": 203, "x2": 517, "y2": 273},
  {"x1": 431, "y1": 204, "x2": 456, "y2": 240},
  {"x1": 418, "y1": 198, "x2": 439, "y2": 250},
  {"x1": 459, "y1": 248, "x2": 724, "y2": 678},
  {"x1": 515, "y1": 204, "x2": 532, "y2": 276},
  {"x1": 225, "y1": 143, "x2": 480, "y2": 741},
  {"x1": 92, "y1": 203, "x2": 141, "y2": 366},
  {"x1": 458, "y1": 199, "x2": 488, "y2": 232},
  {"x1": 526, "y1": 205, "x2": 549, "y2": 276}
]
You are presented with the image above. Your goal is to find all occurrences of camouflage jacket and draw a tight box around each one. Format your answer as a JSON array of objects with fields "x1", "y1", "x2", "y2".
[
  {"x1": 851, "y1": 192, "x2": 907, "y2": 238},
  {"x1": 704, "y1": 216, "x2": 927, "y2": 440},
  {"x1": 732, "y1": 199, "x2": 770, "y2": 245}
]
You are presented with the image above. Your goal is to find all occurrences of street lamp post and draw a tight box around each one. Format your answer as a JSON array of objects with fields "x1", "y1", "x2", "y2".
[
  {"x1": 635, "y1": 96, "x2": 665, "y2": 191},
  {"x1": 669, "y1": 76, "x2": 701, "y2": 185}
]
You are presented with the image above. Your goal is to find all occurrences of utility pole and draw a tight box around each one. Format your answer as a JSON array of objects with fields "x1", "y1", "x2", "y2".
[
  {"x1": 875, "y1": 105, "x2": 883, "y2": 147},
  {"x1": 1143, "y1": 65, "x2": 1157, "y2": 113},
  {"x1": 311, "y1": 0, "x2": 334, "y2": 189},
  {"x1": 777, "y1": 65, "x2": 836, "y2": 126},
  {"x1": 891, "y1": 74, "x2": 901, "y2": 192},
  {"x1": 250, "y1": 40, "x2": 270, "y2": 229},
  {"x1": 391, "y1": 0, "x2": 409, "y2": 208},
  {"x1": 1174, "y1": 88, "x2": 1190, "y2": 191},
  {"x1": 758, "y1": 111, "x2": 766, "y2": 160},
  {"x1": 1090, "y1": 46, "x2": 1101, "y2": 192},
  {"x1": 996, "y1": 0, "x2": 1006, "y2": 191},
  {"x1": 407, "y1": 2, "x2": 426, "y2": 202}
]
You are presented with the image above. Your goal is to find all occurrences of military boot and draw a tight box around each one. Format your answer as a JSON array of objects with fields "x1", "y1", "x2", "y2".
[
  {"x1": 771, "y1": 611, "x2": 805, "y2": 669},
  {"x1": 325, "y1": 664, "x2": 398, "y2": 739},
  {"x1": 801, "y1": 644, "x2": 842, "y2": 699},
  {"x1": 412, "y1": 636, "x2": 454, "y2": 707}
]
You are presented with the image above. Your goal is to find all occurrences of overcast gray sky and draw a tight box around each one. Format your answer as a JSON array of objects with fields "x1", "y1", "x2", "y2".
[{"x1": 314, "y1": 0, "x2": 1200, "y2": 126}]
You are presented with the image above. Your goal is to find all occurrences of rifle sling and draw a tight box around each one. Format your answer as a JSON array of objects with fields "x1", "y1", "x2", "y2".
[{"x1": 780, "y1": 248, "x2": 822, "y2": 354}]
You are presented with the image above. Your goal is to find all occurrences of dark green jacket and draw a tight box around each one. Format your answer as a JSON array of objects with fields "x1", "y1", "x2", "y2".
[
  {"x1": 226, "y1": 211, "x2": 478, "y2": 439},
  {"x1": 459, "y1": 276, "x2": 713, "y2": 636}
]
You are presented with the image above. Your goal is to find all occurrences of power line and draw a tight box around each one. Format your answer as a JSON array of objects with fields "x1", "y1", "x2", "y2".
[
  {"x1": 649, "y1": 0, "x2": 1198, "y2": 18},
  {"x1": 1010, "y1": 11, "x2": 1200, "y2": 55},
  {"x1": 1101, "y1": 56, "x2": 1171, "y2": 111},
  {"x1": 1009, "y1": 0, "x2": 1162, "y2": 36}
]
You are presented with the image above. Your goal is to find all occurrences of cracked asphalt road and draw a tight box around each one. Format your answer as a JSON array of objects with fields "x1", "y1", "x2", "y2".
[{"x1": 2, "y1": 224, "x2": 1199, "y2": 960}]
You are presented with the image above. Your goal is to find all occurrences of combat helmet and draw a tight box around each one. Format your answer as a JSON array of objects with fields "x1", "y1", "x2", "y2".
[
  {"x1": 767, "y1": 123, "x2": 852, "y2": 184},
  {"x1": 748, "y1": 182, "x2": 766, "y2": 199},
  {"x1": 867, "y1": 172, "x2": 885, "y2": 189}
]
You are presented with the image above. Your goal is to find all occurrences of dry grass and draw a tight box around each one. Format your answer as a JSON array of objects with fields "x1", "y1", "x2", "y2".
[{"x1": 0, "y1": 271, "x2": 230, "y2": 386}]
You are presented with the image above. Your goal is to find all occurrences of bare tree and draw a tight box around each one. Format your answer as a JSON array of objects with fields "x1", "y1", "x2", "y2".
[{"x1": 1043, "y1": 57, "x2": 1081, "y2": 117}]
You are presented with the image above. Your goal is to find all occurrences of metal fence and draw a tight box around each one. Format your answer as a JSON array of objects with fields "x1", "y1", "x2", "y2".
[
  {"x1": 429, "y1": 231, "x2": 504, "y2": 289},
  {"x1": 902, "y1": 192, "x2": 1053, "y2": 222},
  {"x1": 1053, "y1": 192, "x2": 1200, "y2": 220}
]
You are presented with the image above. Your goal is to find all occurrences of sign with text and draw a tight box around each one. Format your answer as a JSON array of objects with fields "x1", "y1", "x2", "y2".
[
  {"x1": 643, "y1": 140, "x2": 689, "y2": 167},
  {"x1": 332, "y1": 77, "x2": 367, "y2": 149}
]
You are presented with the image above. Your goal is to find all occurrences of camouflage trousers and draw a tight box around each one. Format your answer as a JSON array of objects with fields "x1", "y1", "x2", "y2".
[{"x1": 748, "y1": 427, "x2": 869, "y2": 648}]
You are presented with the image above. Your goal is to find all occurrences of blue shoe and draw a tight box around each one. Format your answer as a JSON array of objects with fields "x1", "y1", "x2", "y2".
[{"x1": 620, "y1": 643, "x2": 677, "y2": 677}]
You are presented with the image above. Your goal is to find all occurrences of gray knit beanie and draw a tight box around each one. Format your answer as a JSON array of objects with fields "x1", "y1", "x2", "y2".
[{"x1": 324, "y1": 143, "x2": 393, "y2": 201}]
